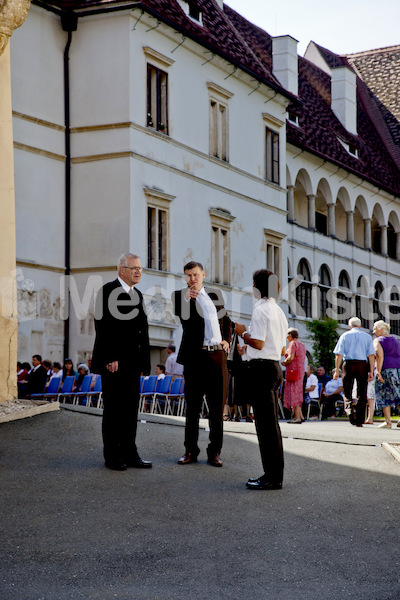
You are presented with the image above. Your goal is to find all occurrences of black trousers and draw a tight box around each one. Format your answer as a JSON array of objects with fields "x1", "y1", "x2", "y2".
[
  {"x1": 342, "y1": 360, "x2": 368, "y2": 426},
  {"x1": 101, "y1": 368, "x2": 141, "y2": 464},
  {"x1": 249, "y1": 359, "x2": 284, "y2": 484},
  {"x1": 183, "y1": 349, "x2": 228, "y2": 457}
]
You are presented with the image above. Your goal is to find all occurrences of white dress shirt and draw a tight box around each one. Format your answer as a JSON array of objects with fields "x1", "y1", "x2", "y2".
[
  {"x1": 247, "y1": 298, "x2": 288, "y2": 361},
  {"x1": 196, "y1": 288, "x2": 222, "y2": 345}
]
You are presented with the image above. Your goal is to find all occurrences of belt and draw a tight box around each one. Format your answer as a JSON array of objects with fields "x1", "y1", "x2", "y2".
[{"x1": 202, "y1": 344, "x2": 223, "y2": 352}]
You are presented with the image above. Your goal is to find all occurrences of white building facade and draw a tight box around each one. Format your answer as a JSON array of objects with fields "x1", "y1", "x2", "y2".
[{"x1": 10, "y1": 0, "x2": 400, "y2": 367}]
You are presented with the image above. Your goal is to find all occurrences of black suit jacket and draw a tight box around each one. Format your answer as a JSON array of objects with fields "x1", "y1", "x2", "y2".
[
  {"x1": 91, "y1": 279, "x2": 151, "y2": 375},
  {"x1": 26, "y1": 365, "x2": 48, "y2": 395},
  {"x1": 172, "y1": 286, "x2": 232, "y2": 366}
]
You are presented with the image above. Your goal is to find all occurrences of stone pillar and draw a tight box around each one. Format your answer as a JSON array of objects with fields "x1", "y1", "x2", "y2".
[
  {"x1": 0, "y1": 0, "x2": 31, "y2": 402},
  {"x1": 380, "y1": 225, "x2": 388, "y2": 256},
  {"x1": 327, "y1": 203, "x2": 335, "y2": 237},
  {"x1": 287, "y1": 185, "x2": 295, "y2": 221},
  {"x1": 307, "y1": 194, "x2": 316, "y2": 230},
  {"x1": 346, "y1": 210, "x2": 354, "y2": 243},
  {"x1": 364, "y1": 218, "x2": 371, "y2": 250}
]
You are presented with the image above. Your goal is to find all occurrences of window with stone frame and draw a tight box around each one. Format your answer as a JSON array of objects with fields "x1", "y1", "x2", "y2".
[
  {"x1": 145, "y1": 188, "x2": 175, "y2": 271},
  {"x1": 262, "y1": 113, "x2": 283, "y2": 186},
  {"x1": 209, "y1": 208, "x2": 235, "y2": 285},
  {"x1": 207, "y1": 82, "x2": 233, "y2": 162},
  {"x1": 143, "y1": 47, "x2": 174, "y2": 135},
  {"x1": 264, "y1": 229, "x2": 285, "y2": 288}
]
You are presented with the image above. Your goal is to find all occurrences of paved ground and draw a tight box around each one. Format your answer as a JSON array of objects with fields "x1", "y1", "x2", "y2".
[{"x1": 1, "y1": 409, "x2": 400, "y2": 600}]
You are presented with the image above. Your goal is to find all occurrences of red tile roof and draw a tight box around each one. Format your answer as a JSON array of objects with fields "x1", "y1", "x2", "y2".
[{"x1": 34, "y1": 0, "x2": 400, "y2": 195}]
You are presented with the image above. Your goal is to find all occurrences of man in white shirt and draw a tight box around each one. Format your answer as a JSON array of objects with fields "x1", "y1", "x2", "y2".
[
  {"x1": 172, "y1": 261, "x2": 232, "y2": 467},
  {"x1": 236, "y1": 269, "x2": 288, "y2": 491},
  {"x1": 165, "y1": 344, "x2": 184, "y2": 377}
]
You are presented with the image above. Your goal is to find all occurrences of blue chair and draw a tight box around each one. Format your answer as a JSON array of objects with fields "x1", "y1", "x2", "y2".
[
  {"x1": 85, "y1": 376, "x2": 103, "y2": 408},
  {"x1": 57, "y1": 376, "x2": 76, "y2": 404},
  {"x1": 139, "y1": 376, "x2": 157, "y2": 412},
  {"x1": 72, "y1": 375, "x2": 93, "y2": 405},
  {"x1": 29, "y1": 377, "x2": 61, "y2": 401},
  {"x1": 164, "y1": 378, "x2": 184, "y2": 415},
  {"x1": 151, "y1": 375, "x2": 173, "y2": 414}
]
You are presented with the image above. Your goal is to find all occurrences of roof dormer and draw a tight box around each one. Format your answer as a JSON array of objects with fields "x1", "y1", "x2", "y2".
[{"x1": 177, "y1": 0, "x2": 203, "y2": 25}]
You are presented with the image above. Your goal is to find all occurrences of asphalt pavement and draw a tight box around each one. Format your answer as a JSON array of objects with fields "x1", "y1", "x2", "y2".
[{"x1": 1, "y1": 408, "x2": 400, "y2": 600}]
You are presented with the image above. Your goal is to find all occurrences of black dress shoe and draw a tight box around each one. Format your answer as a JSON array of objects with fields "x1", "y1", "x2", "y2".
[
  {"x1": 246, "y1": 478, "x2": 282, "y2": 490},
  {"x1": 178, "y1": 453, "x2": 198, "y2": 465},
  {"x1": 207, "y1": 453, "x2": 223, "y2": 467},
  {"x1": 105, "y1": 461, "x2": 127, "y2": 471},
  {"x1": 127, "y1": 458, "x2": 152, "y2": 468}
]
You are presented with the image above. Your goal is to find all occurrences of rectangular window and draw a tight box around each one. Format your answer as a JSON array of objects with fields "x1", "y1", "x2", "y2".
[
  {"x1": 209, "y1": 99, "x2": 228, "y2": 161},
  {"x1": 147, "y1": 64, "x2": 168, "y2": 134},
  {"x1": 266, "y1": 128, "x2": 280, "y2": 184},
  {"x1": 211, "y1": 226, "x2": 230, "y2": 285},
  {"x1": 264, "y1": 229, "x2": 285, "y2": 289},
  {"x1": 147, "y1": 205, "x2": 168, "y2": 271}
]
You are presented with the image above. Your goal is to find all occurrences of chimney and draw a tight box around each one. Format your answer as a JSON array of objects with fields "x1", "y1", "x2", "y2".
[
  {"x1": 331, "y1": 66, "x2": 357, "y2": 135},
  {"x1": 214, "y1": 0, "x2": 223, "y2": 8},
  {"x1": 272, "y1": 35, "x2": 298, "y2": 96}
]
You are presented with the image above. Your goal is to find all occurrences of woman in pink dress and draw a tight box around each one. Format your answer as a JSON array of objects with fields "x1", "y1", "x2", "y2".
[{"x1": 282, "y1": 328, "x2": 306, "y2": 423}]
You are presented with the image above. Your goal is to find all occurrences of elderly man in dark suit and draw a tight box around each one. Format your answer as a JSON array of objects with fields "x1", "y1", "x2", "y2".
[
  {"x1": 92, "y1": 253, "x2": 151, "y2": 471},
  {"x1": 172, "y1": 261, "x2": 232, "y2": 467}
]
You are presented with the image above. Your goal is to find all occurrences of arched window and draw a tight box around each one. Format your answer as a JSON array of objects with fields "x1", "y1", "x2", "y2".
[
  {"x1": 355, "y1": 276, "x2": 370, "y2": 329},
  {"x1": 373, "y1": 281, "x2": 385, "y2": 323},
  {"x1": 296, "y1": 259, "x2": 312, "y2": 318},
  {"x1": 389, "y1": 289, "x2": 400, "y2": 336},
  {"x1": 319, "y1": 265, "x2": 331, "y2": 318},
  {"x1": 337, "y1": 270, "x2": 351, "y2": 324}
]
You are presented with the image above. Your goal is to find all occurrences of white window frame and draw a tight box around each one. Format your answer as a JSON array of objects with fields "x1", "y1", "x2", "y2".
[{"x1": 209, "y1": 208, "x2": 236, "y2": 285}]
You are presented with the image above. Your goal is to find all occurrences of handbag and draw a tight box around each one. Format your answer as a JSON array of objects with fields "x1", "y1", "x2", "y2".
[{"x1": 286, "y1": 366, "x2": 299, "y2": 382}]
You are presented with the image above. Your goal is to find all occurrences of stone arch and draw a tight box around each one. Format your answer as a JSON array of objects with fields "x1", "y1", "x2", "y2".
[
  {"x1": 354, "y1": 196, "x2": 368, "y2": 248},
  {"x1": 315, "y1": 178, "x2": 332, "y2": 235},
  {"x1": 293, "y1": 169, "x2": 313, "y2": 228},
  {"x1": 356, "y1": 275, "x2": 370, "y2": 329},
  {"x1": 318, "y1": 263, "x2": 332, "y2": 318},
  {"x1": 371, "y1": 203, "x2": 385, "y2": 254},
  {"x1": 296, "y1": 258, "x2": 312, "y2": 318},
  {"x1": 388, "y1": 210, "x2": 400, "y2": 260}
]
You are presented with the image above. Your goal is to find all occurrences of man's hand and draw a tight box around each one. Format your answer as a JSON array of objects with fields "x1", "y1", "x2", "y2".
[
  {"x1": 106, "y1": 361, "x2": 118, "y2": 373},
  {"x1": 237, "y1": 344, "x2": 247, "y2": 356},
  {"x1": 235, "y1": 322, "x2": 246, "y2": 336},
  {"x1": 221, "y1": 340, "x2": 229, "y2": 353},
  {"x1": 185, "y1": 286, "x2": 200, "y2": 301}
]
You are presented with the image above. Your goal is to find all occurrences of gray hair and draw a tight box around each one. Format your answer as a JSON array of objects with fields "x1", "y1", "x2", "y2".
[
  {"x1": 373, "y1": 320, "x2": 390, "y2": 333},
  {"x1": 308, "y1": 364, "x2": 315, "y2": 374},
  {"x1": 348, "y1": 317, "x2": 361, "y2": 328},
  {"x1": 118, "y1": 253, "x2": 140, "y2": 268}
]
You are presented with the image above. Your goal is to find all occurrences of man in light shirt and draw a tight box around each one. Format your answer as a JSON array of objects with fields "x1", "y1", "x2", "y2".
[
  {"x1": 236, "y1": 269, "x2": 288, "y2": 491},
  {"x1": 172, "y1": 261, "x2": 232, "y2": 467},
  {"x1": 165, "y1": 344, "x2": 184, "y2": 377},
  {"x1": 333, "y1": 316, "x2": 375, "y2": 427}
]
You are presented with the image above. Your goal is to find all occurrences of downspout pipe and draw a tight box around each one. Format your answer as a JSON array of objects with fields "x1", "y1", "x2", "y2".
[{"x1": 61, "y1": 11, "x2": 78, "y2": 360}]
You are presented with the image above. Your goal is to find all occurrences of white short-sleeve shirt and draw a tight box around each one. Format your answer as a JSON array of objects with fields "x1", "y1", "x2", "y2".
[{"x1": 247, "y1": 298, "x2": 288, "y2": 361}]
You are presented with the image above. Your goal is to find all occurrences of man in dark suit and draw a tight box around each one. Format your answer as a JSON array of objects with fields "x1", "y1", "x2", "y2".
[
  {"x1": 172, "y1": 261, "x2": 232, "y2": 467},
  {"x1": 24, "y1": 355, "x2": 48, "y2": 397},
  {"x1": 92, "y1": 253, "x2": 151, "y2": 471}
]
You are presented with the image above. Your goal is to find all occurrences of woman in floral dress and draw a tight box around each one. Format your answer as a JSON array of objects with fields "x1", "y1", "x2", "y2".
[
  {"x1": 373, "y1": 320, "x2": 400, "y2": 429},
  {"x1": 282, "y1": 328, "x2": 306, "y2": 423}
]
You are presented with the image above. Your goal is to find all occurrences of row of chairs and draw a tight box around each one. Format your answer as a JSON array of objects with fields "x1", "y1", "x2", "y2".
[
  {"x1": 29, "y1": 375, "x2": 103, "y2": 408},
  {"x1": 139, "y1": 376, "x2": 186, "y2": 416}
]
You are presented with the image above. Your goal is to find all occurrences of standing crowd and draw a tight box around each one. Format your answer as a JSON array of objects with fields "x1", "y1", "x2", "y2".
[{"x1": 19, "y1": 251, "x2": 400, "y2": 491}]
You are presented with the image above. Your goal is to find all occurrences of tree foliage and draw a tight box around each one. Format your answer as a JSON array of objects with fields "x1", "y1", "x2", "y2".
[{"x1": 304, "y1": 318, "x2": 339, "y2": 371}]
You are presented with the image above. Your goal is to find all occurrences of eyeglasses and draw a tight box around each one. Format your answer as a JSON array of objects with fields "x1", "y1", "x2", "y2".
[{"x1": 123, "y1": 266, "x2": 143, "y2": 272}]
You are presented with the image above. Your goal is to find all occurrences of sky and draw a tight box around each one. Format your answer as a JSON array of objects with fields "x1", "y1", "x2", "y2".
[{"x1": 224, "y1": 0, "x2": 400, "y2": 56}]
